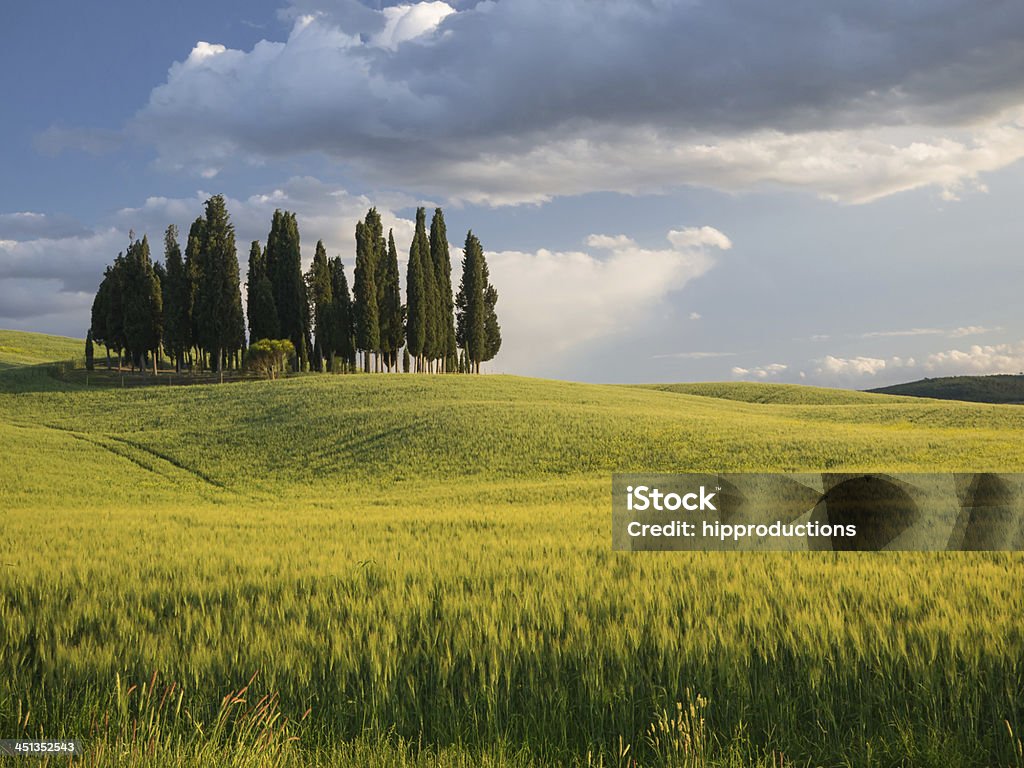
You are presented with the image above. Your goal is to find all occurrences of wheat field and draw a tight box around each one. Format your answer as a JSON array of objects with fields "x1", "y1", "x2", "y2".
[{"x1": 1, "y1": 330, "x2": 1023, "y2": 767}]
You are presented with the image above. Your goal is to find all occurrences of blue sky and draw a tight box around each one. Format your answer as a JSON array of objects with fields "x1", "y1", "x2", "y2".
[{"x1": 3, "y1": 0, "x2": 1024, "y2": 385}]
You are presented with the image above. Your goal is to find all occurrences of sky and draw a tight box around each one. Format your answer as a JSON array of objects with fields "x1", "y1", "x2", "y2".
[{"x1": 3, "y1": 0, "x2": 1024, "y2": 386}]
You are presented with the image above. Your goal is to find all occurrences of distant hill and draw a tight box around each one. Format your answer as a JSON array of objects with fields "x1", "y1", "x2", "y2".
[
  {"x1": 0, "y1": 328, "x2": 89, "y2": 368},
  {"x1": 633, "y1": 381, "x2": 911, "y2": 405},
  {"x1": 868, "y1": 374, "x2": 1024, "y2": 404}
]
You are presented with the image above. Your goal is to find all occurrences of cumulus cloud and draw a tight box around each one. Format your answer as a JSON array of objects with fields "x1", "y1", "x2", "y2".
[
  {"x1": 816, "y1": 355, "x2": 910, "y2": 379},
  {"x1": 119, "y1": 1, "x2": 1024, "y2": 204},
  {"x1": 667, "y1": 227, "x2": 733, "y2": 251},
  {"x1": 923, "y1": 343, "x2": 1024, "y2": 375},
  {"x1": 485, "y1": 227, "x2": 728, "y2": 372},
  {"x1": 0, "y1": 228, "x2": 127, "y2": 329},
  {"x1": 732, "y1": 363, "x2": 788, "y2": 380},
  {"x1": 811, "y1": 343, "x2": 1024, "y2": 384},
  {"x1": 0, "y1": 228, "x2": 127, "y2": 296},
  {"x1": 373, "y1": 2, "x2": 455, "y2": 50}
]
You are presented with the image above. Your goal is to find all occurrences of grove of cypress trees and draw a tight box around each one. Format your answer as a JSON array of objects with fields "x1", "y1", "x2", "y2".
[{"x1": 89, "y1": 197, "x2": 500, "y2": 381}]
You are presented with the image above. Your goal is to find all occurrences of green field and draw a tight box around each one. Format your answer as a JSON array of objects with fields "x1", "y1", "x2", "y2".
[{"x1": 1, "y1": 330, "x2": 1023, "y2": 767}]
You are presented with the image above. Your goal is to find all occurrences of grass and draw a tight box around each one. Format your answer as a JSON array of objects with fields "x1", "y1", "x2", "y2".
[{"x1": 2, "y1": 331, "x2": 1024, "y2": 767}]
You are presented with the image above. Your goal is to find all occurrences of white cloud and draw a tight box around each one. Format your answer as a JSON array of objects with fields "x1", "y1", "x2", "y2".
[
  {"x1": 817, "y1": 355, "x2": 906, "y2": 378},
  {"x1": 667, "y1": 227, "x2": 733, "y2": 251},
  {"x1": 0, "y1": 228, "x2": 128, "y2": 330},
  {"x1": 486, "y1": 228, "x2": 729, "y2": 372},
  {"x1": 860, "y1": 328, "x2": 945, "y2": 339},
  {"x1": 859, "y1": 325, "x2": 1002, "y2": 339},
  {"x1": 373, "y1": 2, "x2": 455, "y2": 50},
  {"x1": 120, "y1": 3, "x2": 1024, "y2": 205},
  {"x1": 0, "y1": 228, "x2": 127, "y2": 296},
  {"x1": 949, "y1": 325, "x2": 1003, "y2": 338},
  {"x1": 923, "y1": 343, "x2": 1024, "y2": 375},
  {"x1": 732, "y1": 363, "x2": 788, "y2": 380},
  {"x1": 688, "y1": 312, "x2": 702, "y2": 321},
  {"x1": 733, "y1": 340, "x2": 1024, "y2": 387}
]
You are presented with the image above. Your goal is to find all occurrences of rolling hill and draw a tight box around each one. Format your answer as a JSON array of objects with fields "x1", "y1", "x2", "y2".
[
  {"x1": 2, "y1": 330, "x2": 1024, "y2": 768},
  {"x1": 869, "y1": 373, "x2": 1024, "y2": 404}
]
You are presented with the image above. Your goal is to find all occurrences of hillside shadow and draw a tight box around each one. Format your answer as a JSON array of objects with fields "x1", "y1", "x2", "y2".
[{"x1": 0, "y1": 364, "x2": 82, "y2": 394}]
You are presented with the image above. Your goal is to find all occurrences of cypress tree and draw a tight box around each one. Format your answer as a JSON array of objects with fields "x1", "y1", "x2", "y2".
[
  {"x1": 105, "y1": 255, "x2": 127, "y2": 369},
  {"x1": 421, "y1": 218, "x2": 440, "y2": 371},
  {"x1": 154, "y1": 259, "x2": 167, "y2": 369},
  {"x1": 85, "y1": 329, "x2": 95, "y2": 371},
  {"x1": 162, "y1": 225, "x2": 191, "y2": 372},
  {"x1": 429, "y1": 208, "x2": 456, "y2": 372},
  {"x1": 405, "y1": 208, "x2": 428, "y2": 370},
  {"x1": 378, "y1": 229, "x2": 404, "y2": 371},
  {"x1": 329, "y1": 257, "x2": 355, "y2": 372},
  {"x1": 266, "y1": 210, "x2": 309, "y2": 371},
  {"x1": 194, "y1": 195, "x2": 243, "y2": 376},
  {"x1": 184, "y1": 217, "x2": 205, "y2": 369},
  {"x1": 246, "y1": 240, "x2": 279, "y2": 344},
  {"x1": 307, "y1": 240, "x2": 333, "y2": 372},
  {"x1": 90, "y1": 267, "x2": 114, "y2": 369},
  {"x1": 122, "y1": 236, "x2": 163, "y2": 375},
  {"x1": 482, "y1": 272, "x2": 502, "y2": 364},
  {"x1": 353, "y1": 212, "x2": 380, "y2": 372},
  {"x1": 455, "y1": 231, "x2": 486, "y2": 373}
]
